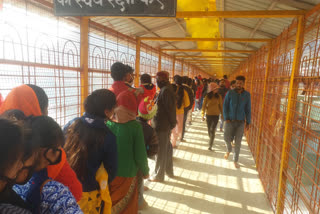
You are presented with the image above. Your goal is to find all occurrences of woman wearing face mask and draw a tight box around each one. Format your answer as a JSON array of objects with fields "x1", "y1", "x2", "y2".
[
  {"x1": 0, "y1": 84, "x2": 82, "y2": 201},
  {"x1": 0, "y1": 119, "x2": 32, "y2": 214},
  {"x1": 13, "y1": 116, "x2": 83, "y2": 214},
  {"x1": 201, "y1": 82, "x2": 223, "y2": 151},
  {"x1": 64, "y1": 89, "x2": 118, "y2": 214}
]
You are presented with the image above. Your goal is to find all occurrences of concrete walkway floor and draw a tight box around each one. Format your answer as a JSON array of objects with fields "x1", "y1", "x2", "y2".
[{"x1": 141, "y1": 112, "x2": 273, "y2": 214}]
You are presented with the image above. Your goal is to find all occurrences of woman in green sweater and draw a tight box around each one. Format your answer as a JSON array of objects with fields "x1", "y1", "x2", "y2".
[
  {"x1": 201, "y1": 82, "x2": 223, "y2": 151},
  {"x1": 106, "y1": 89, "x2": 149, "y2": 214}
]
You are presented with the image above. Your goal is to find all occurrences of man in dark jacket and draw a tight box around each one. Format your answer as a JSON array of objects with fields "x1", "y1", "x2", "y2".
[
  {"x1": 181, "y1": 76, "x2": 194, "y2": 142},
  {"x1": 223, "y1": 75, "x2": 251, "y2": 168},
  {"x1": 150, "y1": 71, "x2": 176, "y2": 182}
]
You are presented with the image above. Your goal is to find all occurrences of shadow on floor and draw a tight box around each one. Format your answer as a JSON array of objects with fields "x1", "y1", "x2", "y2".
[{"x1": 142, "y1": 112, "x2": 273, "y2": 214}]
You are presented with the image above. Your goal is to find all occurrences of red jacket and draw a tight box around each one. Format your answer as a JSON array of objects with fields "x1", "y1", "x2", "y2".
[
  {"x1": 196, "y1": 85, "x2": 203, "y2": 99},
  {"x1": 109, "y1": 81, "x2": 130, "y2": 97},
  {"x1": 140, "y1": 84, "x2": 156, "y2": 100}
]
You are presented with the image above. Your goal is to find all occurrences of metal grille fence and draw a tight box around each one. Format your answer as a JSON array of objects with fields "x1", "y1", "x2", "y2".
[
  {"x1": 0, "y1": 0, "x2": 204, "y2": 126},
  {"x1": 231, "y1": 7, "x2": 320, "y2": 214}
]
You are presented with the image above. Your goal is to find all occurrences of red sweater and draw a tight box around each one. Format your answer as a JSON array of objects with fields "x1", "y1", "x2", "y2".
[
  {"x1": 109, "y1": 81, "x2": 130, "y2": 97},
  {"x1": 196, "y1": 86, "x2": 203, "y2": 99},
  {"x1": 140, "y1": 84, "x2": 156, "y2": 100}
]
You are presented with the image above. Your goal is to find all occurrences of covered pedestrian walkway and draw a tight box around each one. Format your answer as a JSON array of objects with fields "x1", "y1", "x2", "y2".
[
  {"x1": 1, "y1": 0, "x2": 320, "y2": 213},
  {"x1": 141, "y1": 112, "x2": 273, "y2": 214}
]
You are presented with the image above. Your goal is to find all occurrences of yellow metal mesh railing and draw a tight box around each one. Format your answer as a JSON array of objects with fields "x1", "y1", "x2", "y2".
[{"x1": 232, "y1": 7, "x2": 320, "y2": 214}]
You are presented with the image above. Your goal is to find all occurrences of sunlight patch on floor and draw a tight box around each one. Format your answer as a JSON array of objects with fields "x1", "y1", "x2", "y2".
[{"x1": 140, "y1": 112, "x2": 273, "y2": 214}]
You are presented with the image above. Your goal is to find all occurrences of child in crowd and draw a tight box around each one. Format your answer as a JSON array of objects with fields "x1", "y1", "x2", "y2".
[
  {"x1": 64, "y1": 89, "x2": 118, "y2": 214},
  {"x1": 140, "y1": 74, "x2": 157, "y2": 100},
  {"x1": 0, "y1": 119, "x2": 32, "y2": 214},
  {"x1": 136, "y1": 96, "x2": 159, "y2": 210},
  {"x1": 0, "y1": 84, "x2": 82, "y2": 201},
  {"x1": 13, "y1": 116, "x2": 83, "y2": 213}
]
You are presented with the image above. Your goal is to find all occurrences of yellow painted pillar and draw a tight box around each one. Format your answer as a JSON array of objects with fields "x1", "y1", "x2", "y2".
[
  {"x1": 80, "y1": 17, "x2": 89, "y2": 115},
  {"x1": 181, "y1": 61, "x2": 184, "y2": 76},
  {"x1": 172, "y1": 57, "x2": 176, "y2": 78},
  {"x1": 256, "y1": 44, "x2": 272, "y2": 168},
  {"x1": 158, "y1": 50, "x2": 162, "y2": 72},
  {"x1": 135, "y1": 38, "x2": 141, "y2": 87},
  {"x1": 276, "y1": 15, "x2": 305, "y2": 214}
]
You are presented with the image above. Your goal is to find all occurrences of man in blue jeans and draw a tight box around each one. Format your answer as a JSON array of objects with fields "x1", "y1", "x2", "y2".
[{"x1": 223, "y1": 75, "x2": 251, "y2": 168}]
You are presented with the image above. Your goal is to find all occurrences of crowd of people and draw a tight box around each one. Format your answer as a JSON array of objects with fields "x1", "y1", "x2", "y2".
[{"x1": 0, "y1": 61, "x2": 251, "y2": 214}]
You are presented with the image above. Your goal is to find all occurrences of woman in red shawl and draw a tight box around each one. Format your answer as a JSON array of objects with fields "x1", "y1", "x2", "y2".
[{"x1": 0, "y1": 84, "x2": 82, "y2": 201}]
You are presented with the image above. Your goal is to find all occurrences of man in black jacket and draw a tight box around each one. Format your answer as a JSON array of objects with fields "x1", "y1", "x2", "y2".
[
  {"x1": 150, "y1": 71, "x2": 176, "y2": 182},
  {"x1": 181, "y1": 76, "x2": 194, "y2": 142}
]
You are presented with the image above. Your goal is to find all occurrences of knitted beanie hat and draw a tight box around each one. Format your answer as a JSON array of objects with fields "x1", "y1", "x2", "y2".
[{"x1": 138, "y1": 96, "x2": 158, "y2": 120}]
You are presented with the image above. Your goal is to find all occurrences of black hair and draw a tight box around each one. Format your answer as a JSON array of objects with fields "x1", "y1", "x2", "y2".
[
  {"x1": 207, "y1": 91, "x2": 220, "y2": 99},
  {"x1": 223, "y1": 75, "x2": 228, "y2": 79},
  {"x1": 231, "y1": 80, "x2": 236, "y2": 85},
  {"x1": 125, "y1": 65, "x2": 134, "y2": 74},
  {"x1": 174, "y1": 75, "x2": 184, "y2": 109},
  {"x1": 182, "y1": 76, "x2": 189, "y2": 84},
  {"x1": 1, "y1": 109, "x2": 26, "y2": 121},
  {"x1": 110, "y1": 62, "x2": 128, "y2": 81},
  {"x1": 64, "y1": 119, "x2": 108, "y2": 181},
  {"x1": 140, "y1": 73, "x2": 152, "y2": 84},
  {"x1": 0, "y1": 119, "x2": 24, "y2": 173},
  {"x1": 84, "y1": 89, "x2": 116, "y2": 119},
  {"x1": 187, "y1": 78, "x2": 192, "y2": 86},
  {"x1": 236, "y1": 75, "x2": 246, "y2": 82},
  {"x1": 26, "y1": 84, "x2": 48, "y2": 115},
  {"x1": 25, "y1": 116, "x2": 64, "y2": 152}
]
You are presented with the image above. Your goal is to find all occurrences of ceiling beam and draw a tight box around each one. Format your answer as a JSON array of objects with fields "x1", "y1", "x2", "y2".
[
  {"x1": 162, "y1": 49, "x2": 255, "y2": 53},
  {"x1": 186, "y1": 59, "x2": 243, "y2": 61},
  {"x1": 176, "y1": 56, "x2": 248, "y2": 59},
  {"x1": 176, "y1": 10, "x2": 306, "y2": 18},
  {"x1": 106, "y1": 10, "x2": 306, "y2": 19},
  {"x1": 140, "y1": 37, "x2": 271, "y2": 42},
  {"x1": 224, "y1": 20, "x2": 277, "y2": 38}
]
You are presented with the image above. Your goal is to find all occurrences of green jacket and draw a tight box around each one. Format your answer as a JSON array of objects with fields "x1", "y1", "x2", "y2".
[{"x1": 106, "y1": 120, "x2": 149, "y2": 177}]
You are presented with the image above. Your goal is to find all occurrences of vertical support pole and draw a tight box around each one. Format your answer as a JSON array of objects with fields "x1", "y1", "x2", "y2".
[
  {"x1": 158, "y1": 50, "x2": 162, "y2": 72},
  {"x1": 276, "y1": 15, "x2": 305, "y2": 214},
  {"x1": 80, "y1": 17, "x2": 89, "y2": 115},
  {"x1": 256, "y1": 44, "x2": 272, "y2": 168},
  {"x1": 172, "y1": 56, "x2": 176, "y2": 78},
  {"x1": 135, "y1": 38, "x2": 141, "y2": 87},
  {"x1": 181, "y1": 61, "x2": 184, "y2": 76}
]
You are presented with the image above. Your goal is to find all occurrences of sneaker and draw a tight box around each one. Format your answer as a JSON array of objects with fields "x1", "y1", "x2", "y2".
[
  {"x1": 224, "y1": 152, "x2": 230, "y2": 160},
  {"x1": 220, "y1": 128, "x2": 223, "y2": 132},
  {"x1": 208, "y1": 147, "x2": 213, "y2": 151},
  {"x1": 180, "y1": 139, "x2": 186, "y2": 142}
]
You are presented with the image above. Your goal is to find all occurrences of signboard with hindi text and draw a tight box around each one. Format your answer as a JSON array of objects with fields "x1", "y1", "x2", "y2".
[{"x1": 54, "y1": 0, "x2": 177, "y2": 17}]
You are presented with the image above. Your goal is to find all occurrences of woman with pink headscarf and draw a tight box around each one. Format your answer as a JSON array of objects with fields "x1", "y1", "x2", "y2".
[{"x1": 201, "y1": 82, "x2": 223, "y2": 151}]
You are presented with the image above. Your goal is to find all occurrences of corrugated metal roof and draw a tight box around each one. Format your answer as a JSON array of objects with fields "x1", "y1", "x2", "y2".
[{"x1": 72, "y1": 0, "x2": 320, "y2": 74}]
